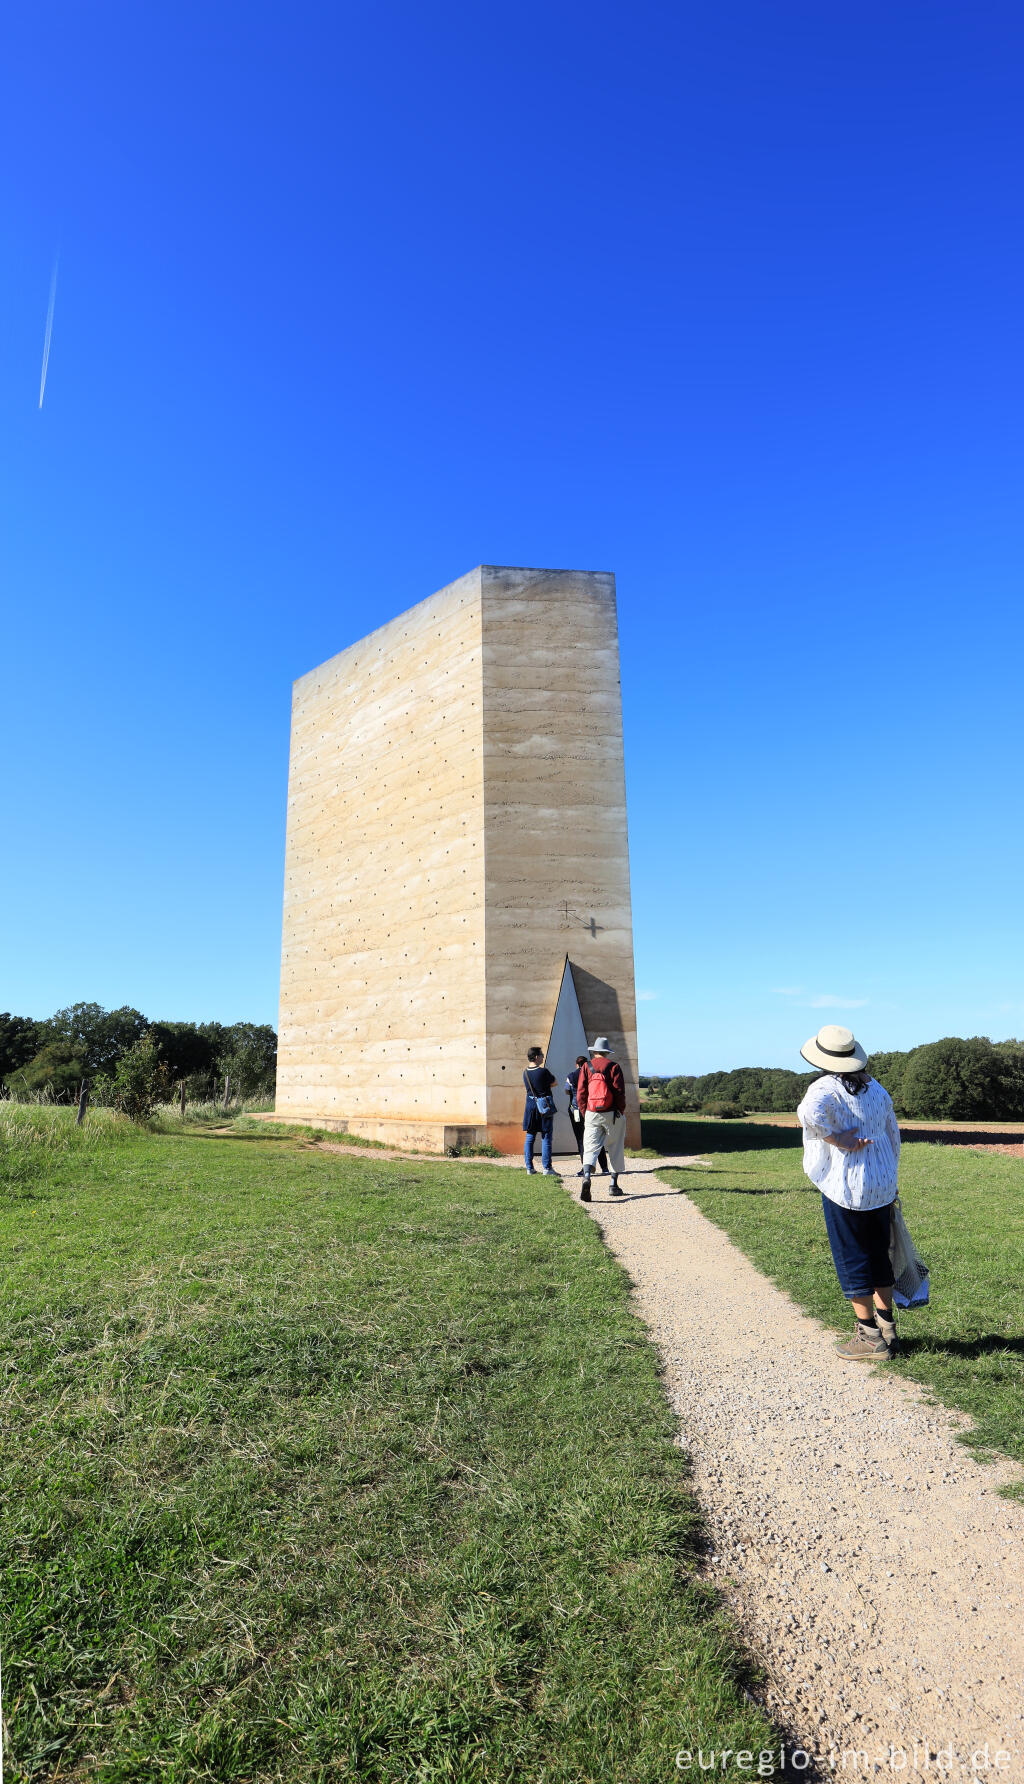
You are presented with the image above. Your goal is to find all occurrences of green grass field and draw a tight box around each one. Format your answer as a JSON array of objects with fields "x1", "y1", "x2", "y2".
[
  {"x1": 642, "y1": 1115, "x2": 1024, "y2": 1486},
  {"x1": 0, "y1": 1107, "x2": 774, "y2": 1783}
]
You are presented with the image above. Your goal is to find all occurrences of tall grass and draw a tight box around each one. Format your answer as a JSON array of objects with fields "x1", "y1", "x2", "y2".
[
  {"x1": 2, "y1": 1083, "x2": 75, "y2": 1106},
  {"x1": 0, "y1": 1103, "x2": 145, "y2": 1196},
  {"x1": 150, "y1": 1093, "x2": 277, "y2": 1129}
]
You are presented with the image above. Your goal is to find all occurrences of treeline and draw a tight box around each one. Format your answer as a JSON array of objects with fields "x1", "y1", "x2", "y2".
[
  {"x1": 641, "y1": 1035, "x2": 1024, "y2": 1122},
  {"x1": 868, "y1": 1037, "x2": 1024, "y2": 1121},
  {"x1": 0, "y1": 1004, "x2": 277, "y2": 1105},
  {"x1": 640, "y1": 1068, "x2": 811, "y2": 1117}
]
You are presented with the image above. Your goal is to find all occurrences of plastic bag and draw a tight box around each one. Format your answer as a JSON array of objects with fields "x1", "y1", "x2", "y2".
[{"x1": 889, "y1": 1198, "x2": 930, "y2": 1307}]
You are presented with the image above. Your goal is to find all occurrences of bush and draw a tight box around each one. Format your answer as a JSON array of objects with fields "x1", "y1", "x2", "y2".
[
  {"x1": 94, "y1": 1033, "x2": 171, "y2": 1124},
  {"x1": 179, "y1": 1071, "x2": 219, "y2": 1102},
  {"x1": 701, "y1": 1099, "x2": 745, "y2": 1119},
  {"x1": 5, "y1": 1041, "x2": 87, "y2": 1103}
]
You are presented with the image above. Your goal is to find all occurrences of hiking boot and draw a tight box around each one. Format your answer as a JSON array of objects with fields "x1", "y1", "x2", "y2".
[
  {"x1": 835, "y1": 1320, "x2": 891, "y2": 1363},
  {"x1": 580, "y1": 1177, "x2": 592, "y2": 1202},
  {"x1": 609, "y1": 1178, "x2": 625, "y2": 1197},
  {"x1": 874, "y1": 1307, "x2": 900, "y2": 1354}
]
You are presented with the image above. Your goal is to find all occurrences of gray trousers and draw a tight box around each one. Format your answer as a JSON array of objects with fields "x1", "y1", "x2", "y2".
[{"x1": 583, "y1": 1109, "x2": 626, "y2": 1175}]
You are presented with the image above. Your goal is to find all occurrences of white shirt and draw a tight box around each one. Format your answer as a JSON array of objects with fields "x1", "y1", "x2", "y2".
[{"x1": 796, "y1": 1075, "x2": 901, "y2": 1210}]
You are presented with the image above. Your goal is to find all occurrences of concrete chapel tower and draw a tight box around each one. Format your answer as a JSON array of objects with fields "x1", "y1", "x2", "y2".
[{"x1": 276, "y1": 564, "x2": 640, "y2": 1151}]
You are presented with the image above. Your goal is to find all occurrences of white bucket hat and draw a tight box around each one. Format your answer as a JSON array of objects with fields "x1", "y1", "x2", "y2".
[
  {"x1": 589, "y1": 1036, "x2": 614, "y2": 1056},
  {"x1": 800, "y1": 1024, "x2": 868, "y2": 1073}
]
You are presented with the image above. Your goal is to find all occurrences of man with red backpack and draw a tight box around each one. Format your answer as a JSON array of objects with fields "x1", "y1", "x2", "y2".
[{"x1": 577, "y1": 1036, "x2": 627, "y2": 1202}]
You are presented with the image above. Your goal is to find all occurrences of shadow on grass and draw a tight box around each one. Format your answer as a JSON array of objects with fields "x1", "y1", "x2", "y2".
[
  {"x1": 655, "y1": 1165, "x2": 814, "y2": 1196},
  {"x1": 642, "y1": 1117, "x2": 804, "y2": 1154},
  {"x1": 160, "y1": 1125, "x2": 393, "y2": 1152},
  {"x1": 160, "y1": 1127, "x2": 321, "y2": 1147},
  {"x1": 691, "y1": 1185, "x2": 809, "y2": 1197},
  {"x1": 900, "y1": 1128, "x2": 1024, "y2": 1148},
  {"x1": 901, "y1": 1334, "x2": 1024, "y2": 1359}
]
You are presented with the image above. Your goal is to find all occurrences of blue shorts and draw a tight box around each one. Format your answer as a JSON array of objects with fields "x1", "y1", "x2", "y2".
[{"x1": 821, "y1": 1195, "x2": 896, "y2": 1299}]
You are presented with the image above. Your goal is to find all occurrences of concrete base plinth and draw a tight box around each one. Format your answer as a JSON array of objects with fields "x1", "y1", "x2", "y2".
[{"x1": 346, "y1": 1118, "x2": 492, "y2": 1154}]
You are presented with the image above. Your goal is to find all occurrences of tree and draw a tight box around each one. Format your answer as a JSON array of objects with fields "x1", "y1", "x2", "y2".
[
  {"x1": 43, "y1": 1003, "x2": 149, "y2": 1076},
  {"x1": 993, "y1": 1040, "x2": 1024, "y2": 1120},
  {"x1": 900, "y1": 1036, "x2": 1006, "y2": 1121},
  {"x1": 150, "y1": 1021, "x2": 219, "y2": 1085},
  {"x1": 644, "y1": 1073, "x2": 698, "y2": 1112},
  {"x1": 867, "y1": 1050, "x2": 910, "y2": 1114},
  {"x1": 0, "y1": 1013, "x2": 45, "y2": 1084},
  {"x1": 215, "y1": 1023, "x2": 278, "y2": 1095}
]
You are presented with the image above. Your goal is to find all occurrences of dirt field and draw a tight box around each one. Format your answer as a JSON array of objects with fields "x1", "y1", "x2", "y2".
[{"x1": 742, "y1": 1113, "x2": 1024, "y2": 1149}]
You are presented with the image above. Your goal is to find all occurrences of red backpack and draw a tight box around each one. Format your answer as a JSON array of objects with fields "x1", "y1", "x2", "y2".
[{"x1": 584, "y1": 1062, "x2": 616, "y2": 1112}]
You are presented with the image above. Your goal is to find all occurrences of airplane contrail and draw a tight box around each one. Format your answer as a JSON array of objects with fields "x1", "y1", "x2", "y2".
[{"x1": 38, "y1": 258, "x2": 58, "y2": 410}]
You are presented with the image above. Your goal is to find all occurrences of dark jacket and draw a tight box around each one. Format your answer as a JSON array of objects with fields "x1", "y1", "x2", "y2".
[{"x1": 522, "y1": 1065, "x2": 556, "y2": 1134}]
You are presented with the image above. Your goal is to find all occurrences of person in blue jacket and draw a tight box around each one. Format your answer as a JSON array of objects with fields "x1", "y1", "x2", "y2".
[{"x1": 522, "y1": 1046, "x2": 557, "y2": 1175}]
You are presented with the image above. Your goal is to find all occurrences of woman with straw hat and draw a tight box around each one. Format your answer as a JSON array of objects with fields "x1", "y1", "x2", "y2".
[{"x1": 796, "y1": 1025, "x2": 903, "y2": 1362}]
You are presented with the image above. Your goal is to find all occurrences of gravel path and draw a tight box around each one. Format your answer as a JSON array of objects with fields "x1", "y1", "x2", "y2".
[
  {"x1": 543, "y1": 1152, "x2": 1024, "y2": 1774},
  {"x1": 313, "y1": 1134, "x2": 1024, "y2": 1764}
]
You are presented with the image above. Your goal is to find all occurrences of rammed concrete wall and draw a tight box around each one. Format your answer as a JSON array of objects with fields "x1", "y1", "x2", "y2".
[
  {"x1": 276, "y1": 568, "x2": 489, "y2": 1141},
  {"x1": 479, "y1": 567, "x2": 640, "y2": 1149},
  {"x1": 276, "y1": 564, "x2": 640, "y2": 1150}
]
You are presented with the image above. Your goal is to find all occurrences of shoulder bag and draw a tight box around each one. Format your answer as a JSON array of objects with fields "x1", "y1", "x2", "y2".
[{"x1": 524, "y1": 1067, "x2": 555, "y2": 1116}]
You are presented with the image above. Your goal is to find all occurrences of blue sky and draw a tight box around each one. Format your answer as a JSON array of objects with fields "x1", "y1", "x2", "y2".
[{"x1": 2, "y1": 2, "x2": 1023, "y2": 1074}]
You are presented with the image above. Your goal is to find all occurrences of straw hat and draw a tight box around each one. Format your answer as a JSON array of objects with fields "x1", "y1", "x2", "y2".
[
  {"x1": 590, "y1": 1036, "x2": 614, "y2": 1056},
  {"x1": 800, "y1": 1024, "x2": 868, "y2": 1073}
]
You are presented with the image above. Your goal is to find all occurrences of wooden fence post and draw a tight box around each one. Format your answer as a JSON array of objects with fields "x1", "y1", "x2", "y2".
[
  {"x1": 76, "y1": 1082, "x2": 89, "y2": 1127},
  {"x1": 223, "y1": 1073, "x2": 231, "y2": 1112},
  {"x1": 180, "y1": 1080, "x2": 186, "y2": 1121}
]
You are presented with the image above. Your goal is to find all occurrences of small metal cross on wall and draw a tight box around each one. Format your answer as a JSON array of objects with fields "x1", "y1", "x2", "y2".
[{"x1": 560, "y1": 901, "x2": 604, "y2": 937}]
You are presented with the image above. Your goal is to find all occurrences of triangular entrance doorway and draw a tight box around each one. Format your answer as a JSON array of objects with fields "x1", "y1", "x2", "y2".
[{"x1": 545, "y1": 957, "x2": 590, "y2": 1155}]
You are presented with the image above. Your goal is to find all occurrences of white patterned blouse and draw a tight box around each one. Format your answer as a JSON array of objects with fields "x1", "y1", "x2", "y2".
[{"x1": 796, "y1": 1075, "x2": 901, "y2": 1211}]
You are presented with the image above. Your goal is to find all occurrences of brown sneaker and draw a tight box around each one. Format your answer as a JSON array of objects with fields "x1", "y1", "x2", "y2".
[{"x1": 835, "y1": 1321, "x2": 891, "y2": 1362}]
